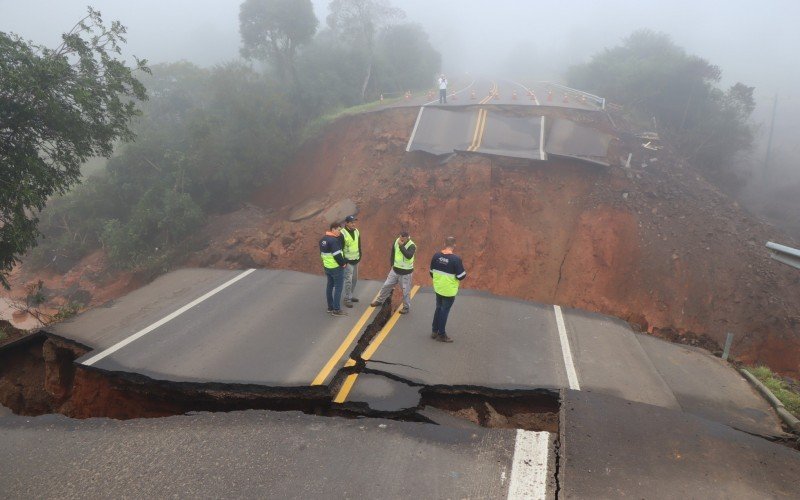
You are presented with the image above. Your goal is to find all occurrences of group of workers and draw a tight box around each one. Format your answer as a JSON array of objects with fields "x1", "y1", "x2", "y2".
[{"x1": 319, "y1": 215, "x2": 466, "y2": 343}]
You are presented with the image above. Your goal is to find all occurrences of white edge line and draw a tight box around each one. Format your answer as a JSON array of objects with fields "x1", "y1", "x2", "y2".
[
  {"x1": 507, "y1": 429, "x2": 550, "y2": 500},
  {"x1": 82, "y1": 269, "x2": 257, "y2": 366},
  {"x1": 510, "y1": 79, "x2": 540, "y2": 106},
  {"x1": 539, "y1": 116, "x2": 546, "y2": 161},
  {"x1": 554, "y1": 305, "x2": 580, "y2": 390},
  {"x1": 406, "y1": 107, "x2": 425, "y2": 152}
]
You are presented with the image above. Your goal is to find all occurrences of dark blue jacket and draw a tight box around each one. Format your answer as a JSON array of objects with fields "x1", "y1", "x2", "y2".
[{"x1": 319, "y1": 234, "x2": 347, "y2": 267}]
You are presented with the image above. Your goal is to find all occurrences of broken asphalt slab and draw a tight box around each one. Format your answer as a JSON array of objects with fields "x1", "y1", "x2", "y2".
[
  {"x1": 346, "y1": 289, "x2": 784, "y2": 436},
  {"x1": 0, "y1": 410, "x2": 556, "y2": 499},
  {"x1": 48, "y1": 269, "x2": 381, "y2": 388},
  {"x1": 560, "y1": 389, "x2": 800, "y2": 499}
]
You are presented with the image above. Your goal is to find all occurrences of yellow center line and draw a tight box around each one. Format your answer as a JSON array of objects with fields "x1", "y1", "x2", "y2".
[
  {"x1": 311, "y1": 292, "x2": 380, "y2": 386},
  {"x1": 479, "y1": 82, "x2": 496, "y2": 105},
  {"x1": 467, "y1": 108, "x2": 484, "y2": 152},
  {"x1": 474, "y1": 108, "x2": 488, "y2": 151},
  {"x1": 333, "y1": 285, "x2": 421, "y2": 403}
]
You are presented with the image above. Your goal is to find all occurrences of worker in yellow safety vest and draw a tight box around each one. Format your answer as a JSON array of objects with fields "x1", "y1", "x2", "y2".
[
  {"x1": 340, "y1": 215, "x2": 362, "y2": 308},
  {"x1": 319, "y1": 222, "x2": 348, "y2": 316},
  {"x1": 370, "y1": 231, "x2": 416, "y2": 314},
  {"x1": 429, "y1": 236, "x2": 466, "y2": 342}
]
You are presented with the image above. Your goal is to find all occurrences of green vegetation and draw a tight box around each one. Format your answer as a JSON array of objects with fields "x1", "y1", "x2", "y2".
[
  {"x1": 13, "y1": 1, "x2": 439, "y2": 278},
  {"x1": 50, "y1": 302, "x2": 83, "y2": 323},
  {"x1": 567, "y1": 30, "x2": 754, "y2": 186},
  {"x1": 746, "y1": 366, "x2": 800, "y2": 418},
  {"x1": 0, "y1": 8, "x2": 148, "y2": 288}
]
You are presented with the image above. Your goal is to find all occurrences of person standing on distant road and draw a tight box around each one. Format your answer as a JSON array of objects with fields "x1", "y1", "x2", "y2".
[
  {"x1": 371, "y1": 231, "x2": 416, "y2": 314},
  {"x1": 429, "y1": 236, "x2": 466, "y2": 343},
  {"x1": 340, "y1": 215, "x2": 362, "y2": 308},
  {"x1": 438, "y1": 74, "x2": 448, "y2": 104},
  {"x1": 320, "y1": 222, "x2": 348, "y2": 316}
]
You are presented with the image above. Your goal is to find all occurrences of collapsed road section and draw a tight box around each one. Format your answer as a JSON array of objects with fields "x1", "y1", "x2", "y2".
[
  {"x1": 0, "y1": 268, "x2": 789, "y2": 438},
  {"x1": 0, "y1": 293, "x2": 560, "y2": 432}
]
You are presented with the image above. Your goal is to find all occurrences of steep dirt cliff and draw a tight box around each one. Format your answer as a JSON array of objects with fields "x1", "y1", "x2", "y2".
[{"x1": 188, "y1": 108, "x2": 800, "y2": 376}]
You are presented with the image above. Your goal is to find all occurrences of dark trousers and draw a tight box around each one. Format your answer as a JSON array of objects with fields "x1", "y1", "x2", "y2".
[
  {"x1": 432, "y1": 293, "x2": 456, "y2": 335},
  {"x1": 439, "y1": 89, "x2": 447, "y2": 104},
  {"x1": 325, "y1": 266, "x2": 344, "y2": 311}
]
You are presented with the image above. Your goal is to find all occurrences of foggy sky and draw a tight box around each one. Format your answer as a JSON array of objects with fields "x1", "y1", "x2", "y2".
[
  {"x1": 3, "y1": 0, "x2": 799, "y2": 167},
  {"x1": 3, "y1": 1, "x2": 798, "y2": 91}
]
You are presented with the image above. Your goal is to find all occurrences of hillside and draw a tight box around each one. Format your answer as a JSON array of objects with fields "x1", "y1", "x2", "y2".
[
  {"x1": 189, "y1": 107, "x2": 800, "y2": 376},
  {"x1": 5, "y1": 106, "x2": 799, "y2": 376}
]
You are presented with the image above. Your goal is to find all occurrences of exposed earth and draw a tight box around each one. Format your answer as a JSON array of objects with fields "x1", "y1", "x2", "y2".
[{"x1": 4, "y1": 105, "x2": 800, "y2": 377}]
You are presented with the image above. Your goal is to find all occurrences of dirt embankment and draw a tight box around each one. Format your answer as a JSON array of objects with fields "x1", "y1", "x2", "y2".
[
  {"x1": 6, "y1": 107, "x2": 799, "y2": 377},
  {"x1": 188, "y1": 108, "x2": 800, "y2": 376}
]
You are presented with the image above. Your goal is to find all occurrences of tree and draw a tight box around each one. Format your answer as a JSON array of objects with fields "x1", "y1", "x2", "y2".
[
  {"x1": 567, "y1": 30, "x2": 755, "y2": 178},
  {"x1": 239, "y1": 0, "x2": 318, "y2": 84},
  {"x1": 0, "y1": 8, "x2": 148, "y2": 288},
  {"x1": 327, "y1": 0, "x2": 404, "y2": 101},
  {"x1": 374, "y1": 23, "x2": 441, "y2": 95}
]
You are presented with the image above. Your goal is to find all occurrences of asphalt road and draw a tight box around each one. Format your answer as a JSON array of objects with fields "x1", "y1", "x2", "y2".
[
  {"x1": 50, "y1": 268, "x2": 382, "y2": 387},
  {"x1": 405, "y1": 78, "x2": 612, "y2": 161},
  {"x1": 340, "y1": 288, "x2": 784, "y2": 437},
  {"x1": 33, "y1": 268, "x2": 794, "y2": 497},
  {"x1": 560, "y1": 390, "x2": 800, "y2": 498},
  {"x1": 408, "y1": 79, "x2": 604, "y2": 110},
  {"x1": 0, "y1": 410, "x2": 555, "y2": 499}
]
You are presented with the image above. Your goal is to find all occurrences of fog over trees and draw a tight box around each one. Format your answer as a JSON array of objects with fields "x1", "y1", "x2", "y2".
[{"x1": 3, "y1": 0, "x2": 800, "y2": 284}]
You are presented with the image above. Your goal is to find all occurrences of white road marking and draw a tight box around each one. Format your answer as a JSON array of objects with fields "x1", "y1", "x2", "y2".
[
  {"x1": 510, "y1": 79, "x2": 540, "y2": 105},
  {"x1": 406, "y1": 107, "x2": 425, "y2": 152},
  {"x1": 82, "y1": 269, "x2": 257, "y2": 366},
  {"x1": 539, "y1": 116, "x2": 547, "y2": 161},
  {"x1": 507, "y1": 430, "x2": 550, "y2": 499},
  {"x1": 554, "y1": 304, "x2": 580, "y2": 390}
]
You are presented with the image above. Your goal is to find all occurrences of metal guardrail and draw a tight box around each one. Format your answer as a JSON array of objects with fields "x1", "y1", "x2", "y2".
[
  {"x1": 766, "y1": 241, "x2": 800, "y2": 270},
  {"x1": 544, "y1": 82, "x2": 606, "y2": 109}
]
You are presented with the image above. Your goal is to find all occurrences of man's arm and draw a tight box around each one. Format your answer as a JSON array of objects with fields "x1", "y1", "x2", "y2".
[
  {"x1": 332, "y1": 239, "x2": 347, "y2": 266},
  {"x1": 454, "y1": 256, "x2": 466, "y2": 281},
  {"x1": 399, "y1": 243, "x2": 416, "y2": 259}
]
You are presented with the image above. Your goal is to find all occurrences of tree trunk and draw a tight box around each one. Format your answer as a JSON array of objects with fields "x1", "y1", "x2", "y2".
[{"x1": 360, "y1": 61, "x2": 372, "y2": 102}]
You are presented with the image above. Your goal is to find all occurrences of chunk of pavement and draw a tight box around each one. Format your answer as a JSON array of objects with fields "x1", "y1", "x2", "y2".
[
  {"x1": 322, "y1": 199, "x2": 357, "y2": 224},
  {"x1": 288, "y1": 197, "x2": 327, "y2": 222},
  {"x1": 418, "y1": 407, "x2": 483, "y2": 429}
]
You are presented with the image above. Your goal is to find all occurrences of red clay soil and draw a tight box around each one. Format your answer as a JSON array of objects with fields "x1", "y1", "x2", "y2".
[{"x1": 192, "y1": 107, "x2": 800, "y2": 377}]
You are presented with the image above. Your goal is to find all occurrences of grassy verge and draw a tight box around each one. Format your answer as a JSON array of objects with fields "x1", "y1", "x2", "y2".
[
  {"x1": 745, "y1": 366, "x2": 800, "y2": 418},
  {"x1": 300, "y1": 96, "x2": 405, "y2": 143}
]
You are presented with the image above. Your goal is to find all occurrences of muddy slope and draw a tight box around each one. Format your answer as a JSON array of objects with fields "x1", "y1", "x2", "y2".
[{"x1": 189, "y1": 108, "x2": 800, "y2": 376}]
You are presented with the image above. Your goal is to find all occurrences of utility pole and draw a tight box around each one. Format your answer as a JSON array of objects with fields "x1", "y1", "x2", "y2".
[{"x1": 762, "y1": 93, "x2": 778, "y2": 182}]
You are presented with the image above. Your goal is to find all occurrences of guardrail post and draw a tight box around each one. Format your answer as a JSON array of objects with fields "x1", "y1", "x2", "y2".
[{"x1": 722, "y1": 332, "x2": 734, "y2": 361}]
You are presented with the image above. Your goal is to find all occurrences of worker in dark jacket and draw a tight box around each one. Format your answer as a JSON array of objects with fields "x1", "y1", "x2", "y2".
[
  {"x1": 370, "y1": 231, "x2": 416, "y2": 314},
  {"x1": 320, "y1": 222, "x2": 348, "y2": 316},
  {"x1": 339, "y1": 215, "x2": 362, "y2": 308},
  {"x1": 429, "y1": 236, "x2": 466, "y2": 342}
]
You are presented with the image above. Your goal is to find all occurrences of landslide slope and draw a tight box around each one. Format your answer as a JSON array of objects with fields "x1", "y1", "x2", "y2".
[{"x1": 191, "y1": 107, "x2": 800, "y2": 376}]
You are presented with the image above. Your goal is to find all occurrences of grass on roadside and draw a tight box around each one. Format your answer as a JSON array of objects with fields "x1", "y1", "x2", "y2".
[
  {"x1": 745, "y1": 366, "x2": 800, "y2": 418},
  {"x1": 300, "y1": 96, "x2": 405, "y2": 143}
]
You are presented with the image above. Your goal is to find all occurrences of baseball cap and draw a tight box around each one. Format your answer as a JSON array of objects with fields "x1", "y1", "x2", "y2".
[{"x1": 345, "y1": 215, "x2": 357, "y2": 222}]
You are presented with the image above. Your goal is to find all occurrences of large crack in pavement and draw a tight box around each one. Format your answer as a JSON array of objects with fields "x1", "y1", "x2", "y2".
[{"x1": 0, "y1": 297, "x2": 559, "y2": 434}]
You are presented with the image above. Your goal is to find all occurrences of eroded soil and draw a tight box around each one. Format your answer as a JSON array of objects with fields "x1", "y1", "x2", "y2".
[{"x1": 5, "y1": 106, "x2": 800, "y2": 377}]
